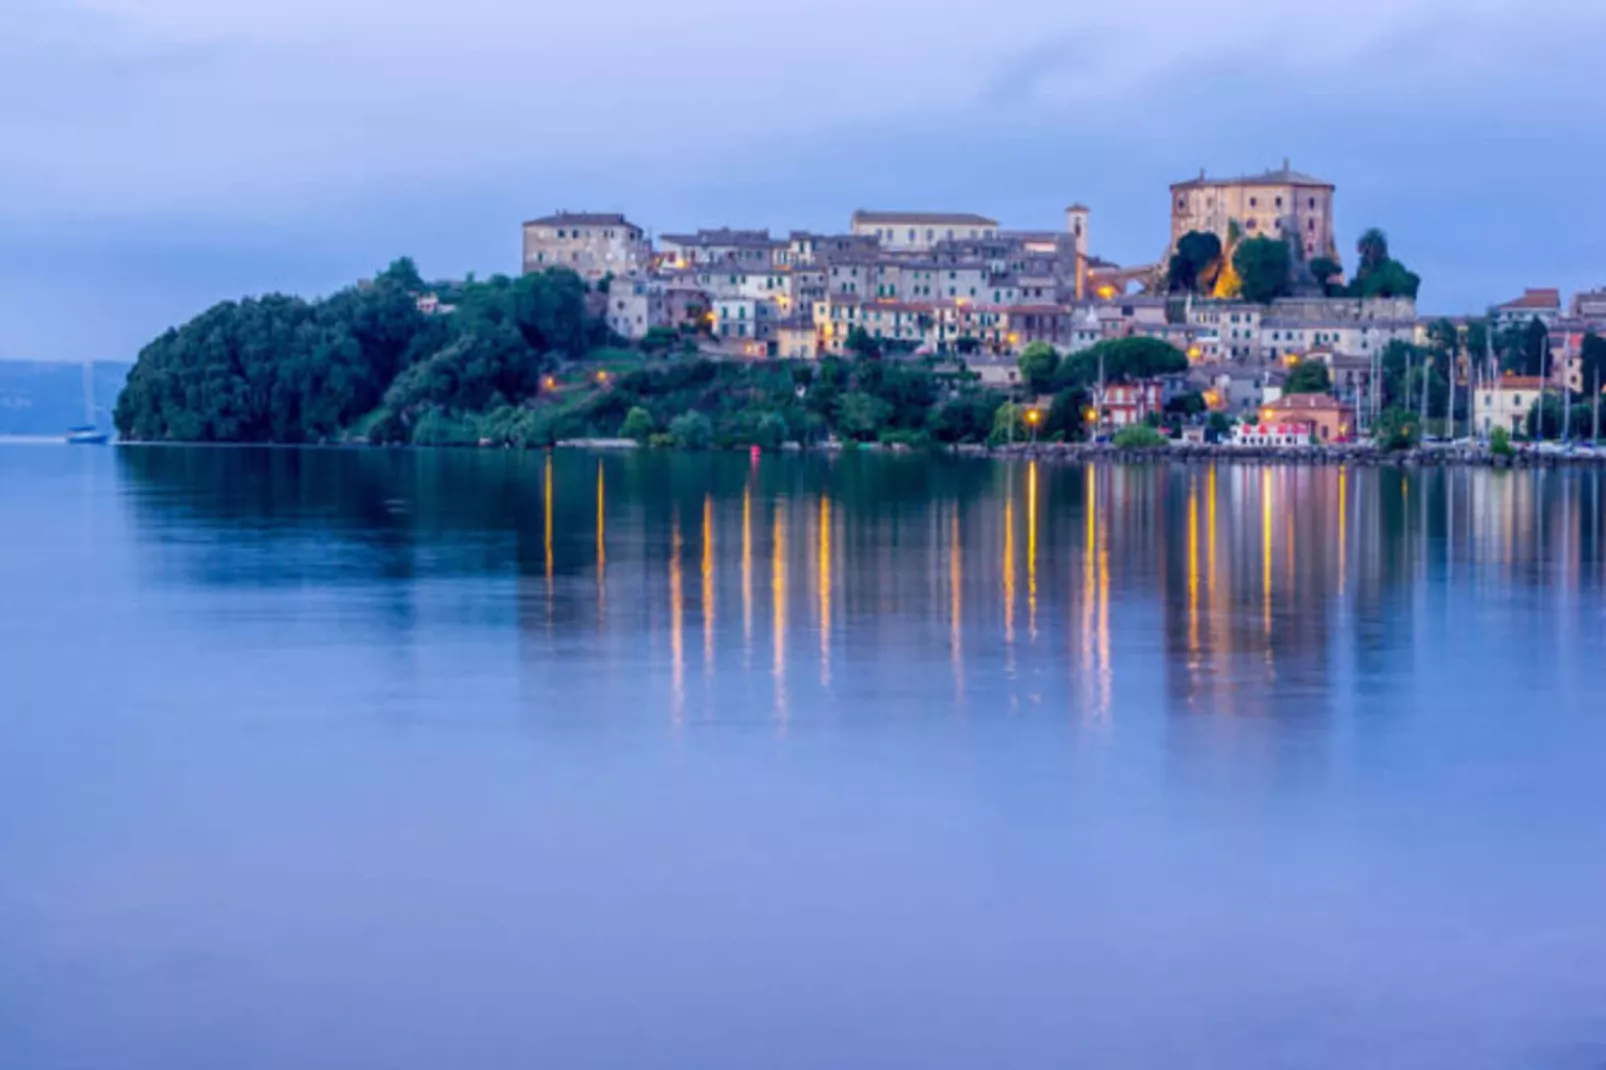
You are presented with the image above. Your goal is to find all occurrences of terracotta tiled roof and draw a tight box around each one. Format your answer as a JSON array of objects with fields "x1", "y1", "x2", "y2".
[{"x1": 1498, "y1": 288, "x2": 1561, "y2": 310}]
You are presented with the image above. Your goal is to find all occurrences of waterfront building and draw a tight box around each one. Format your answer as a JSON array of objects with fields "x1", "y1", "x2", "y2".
[
  {"x1": 1474, "y1": 375, "x2": 1545, "y2": 436},
  {"x1": 1169, "y1": 161, "x2": 1336, "y2": 260},
  {"x1": 1231, "y1": 420, "x2": 1315, "y2": 447},
  {"x1": 1260, "y1": 394, "x2": 1355, "y2": 443},
  {"x1": 1101, "y1": 381, "x2": 1164, "y2": 428},
  {"x1": 522, "y1": 212, "x2": 650, "y2": 282}
]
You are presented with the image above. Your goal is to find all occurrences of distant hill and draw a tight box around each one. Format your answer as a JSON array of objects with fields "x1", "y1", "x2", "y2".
[{"x1": 0, "y1": 361, "x2": 131, "y2": 436}]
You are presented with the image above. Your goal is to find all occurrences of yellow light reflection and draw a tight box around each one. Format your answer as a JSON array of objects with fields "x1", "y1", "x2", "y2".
[
  {"x1": 1003, "y1": 492, "x2": 1016, "y2": 659},
  {"x1": 670, "y1": 510, "x2": 684, "y2": 724},
  {"x1": 1096, "y1": 481, "x2": 1111, "y2": 719},
  {"x1": 1082, "y1": 465, "x2": 1096, "y2": 698},
  {"x1": 544, "y1": 452, "x2": 554, "y2": 617},
  {"x1": 772, "y1": 503, "x2": 788, "y2": 727},
  {"x1": 818, "y1": 494, "x2": 832, "y2": 687},
  {"x1": 1027, "y1": 461, "x2": 1039, "y2": 640},
  {"x1": 1338, "y1": 465, "x2": 1347, "y2": 593},
  {"x1": 702, "y1": 494, "x2": 715, "y2": 676},
  {"x1": 1187, "y1": 476, "x2": 1200, "y2": 662}
]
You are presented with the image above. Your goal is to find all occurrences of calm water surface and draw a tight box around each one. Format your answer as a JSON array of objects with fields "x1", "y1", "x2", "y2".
[{"x1": 3, "y1": 445, "x2": 1605, "y2": 1069}]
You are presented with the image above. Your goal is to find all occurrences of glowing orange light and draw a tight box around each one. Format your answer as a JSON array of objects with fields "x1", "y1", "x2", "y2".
[
  {"x1": 596, "y1": 370, "x2": 609, "y2": 384},
  {"x1": 1026, "y1": 409, "x2": 1041, "y2": 425}
]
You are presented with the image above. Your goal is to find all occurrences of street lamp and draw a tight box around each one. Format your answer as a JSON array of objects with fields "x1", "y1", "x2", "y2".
[{"x1": 1025, "y1": 407, "x2": 1041, "y2": 445}]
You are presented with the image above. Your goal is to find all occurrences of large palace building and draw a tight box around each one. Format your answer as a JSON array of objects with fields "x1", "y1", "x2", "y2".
[{"x1": 1170, "y1": 161, "x2": 1336, "y2": 260}]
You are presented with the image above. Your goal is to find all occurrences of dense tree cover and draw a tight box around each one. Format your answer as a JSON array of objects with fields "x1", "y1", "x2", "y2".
[
  {"x1": 1168, "y1": 231, "x2": 1223, "y2": 294},
  {"x1": 1581, "y1": 333, "x2": 1606, "y2": 394},
  {"x1": 1348, "y1": 228, "x2": 1421, "y2": 299},
  {"x1": 1051, "y1": 337, "x2": 1190, "y2": 391},
  {"x1": 1283, "y1": 361, "x2": 1333, "y2": 394},
  {"x1": 1017, "y1": 341, "x2": 1059, "y2": 393},
  {"x1": 1232, "y1": 237, "x2": 1292, "y2": 304},
  {"x1": 1378, "y1": 340, "x2": 1450, "y2": 414},
  {"x1": 1524, "y1": 395, "x2": 1596, "y2": 440},
  {"x1": 1373, "y1": 407, "x2": 1421, "y2": 451},
  {"x1": 1496, "y1": 317, "x2": 1550, "y2": 376},
  {"x1": 116, "y1": 260, "x2": 600, "y2": 443},
  {"x1": 1309, "y1": 256, "x2": 1344, "y2": 296},
  {"x1": 1111, "y1": 425, "x2": 1168, "y2": 449}
]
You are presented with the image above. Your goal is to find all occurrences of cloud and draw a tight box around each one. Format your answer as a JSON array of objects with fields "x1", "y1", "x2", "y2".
[{"x1": 2, "y1": 0, "x2": 1604, "y2": 358}]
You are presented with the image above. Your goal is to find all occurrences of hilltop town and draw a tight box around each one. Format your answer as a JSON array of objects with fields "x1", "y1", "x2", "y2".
[
  {"x1": 114, "y1": 160, "x2": 1606, "y2": 453},
  {"x1": 522, "y1": 162, "x2": 1606, "y2": 446}
]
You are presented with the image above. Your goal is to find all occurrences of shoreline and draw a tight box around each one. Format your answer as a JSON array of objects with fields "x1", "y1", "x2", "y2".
[{"x1": 88, "y1": 436, "x2": 1606, "y2": 468}]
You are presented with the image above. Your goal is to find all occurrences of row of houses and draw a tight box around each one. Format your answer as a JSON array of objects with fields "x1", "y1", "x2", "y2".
[{"x1": 518, "y1": 211, "x2": 1606, "y2": 400}]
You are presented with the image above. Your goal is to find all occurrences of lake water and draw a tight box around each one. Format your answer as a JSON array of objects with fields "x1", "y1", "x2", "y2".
[{"x1": 3, "y1": 445, "x2": 1606, "y2": 1069}]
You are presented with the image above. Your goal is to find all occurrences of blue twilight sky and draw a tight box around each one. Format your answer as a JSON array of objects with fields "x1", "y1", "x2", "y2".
[{"x1": 2, "y1": 0, "x2": 1603, "y2": 361}]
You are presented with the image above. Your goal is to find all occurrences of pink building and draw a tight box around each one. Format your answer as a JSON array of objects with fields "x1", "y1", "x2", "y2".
[{"x1": 1102, "y1": 381, "x2": 1164, "y2": 428}]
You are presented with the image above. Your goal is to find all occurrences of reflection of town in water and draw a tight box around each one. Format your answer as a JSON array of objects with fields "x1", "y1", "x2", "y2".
[{"x1": 121, "y1": 448, "x2": 1606, "y2": 729}]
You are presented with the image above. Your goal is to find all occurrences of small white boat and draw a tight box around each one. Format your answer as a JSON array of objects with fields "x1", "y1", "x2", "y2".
[{"x1": 65, "y1": 363, "x2": 109, "y2": 444}]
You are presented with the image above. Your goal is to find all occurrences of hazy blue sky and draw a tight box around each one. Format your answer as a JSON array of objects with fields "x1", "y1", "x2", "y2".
[{"x1": 2, "y1": 0, "x2": 1603, "y2": 360}]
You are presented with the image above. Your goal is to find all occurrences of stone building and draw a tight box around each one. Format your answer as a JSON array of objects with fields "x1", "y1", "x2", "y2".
[
  {"x1": 849, "y1": 210, "x2": 998, "y2": 253},
  {"x1": 1493, "y1": 288, "x2": 1563, "y2": 328},
  {"x1": 1475, "y1": 376, "x2": 1545, "y2": 436},
  {"x1": 522, "y1": 212, "x2": 649, "y2": 282},
  {"x1": 1169, "y1": 161, "x2": 1336, "y2": 260}
]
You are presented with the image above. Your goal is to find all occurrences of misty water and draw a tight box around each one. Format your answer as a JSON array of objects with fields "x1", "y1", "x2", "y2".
[{"x1": 3, "y1": 444, "x2": 1605, "y2": 1068}]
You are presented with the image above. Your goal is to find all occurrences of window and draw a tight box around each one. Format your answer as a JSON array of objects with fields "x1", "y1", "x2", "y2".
[
  {"x1": 557, "y1": 229, "x2": 566, "y2": 238},
  {"x1": 1309, "y1": 197, "x2": 1316, "y2": 209},
  {"x1": 1247, "y1": 219, "x2": 1258, "y2": 230},
  {"x1": 1250, "y1": 197, "x2": 1258, "y2": 208},
  {"x1": 1177, "y1": 197, "x2": 1186, "y2": 210},
  {"x1": 1275, "y1": 197, "x2": 1283, "y2": 209},
  {"x1": 908, "y1": 229, "x2": 916, "y2": 242},
  {"x1": 1308, "y1": 219, "x2": 1315, "y2": 232},
  {"x1": 926, "y1": 229, "x2": 935, "y2": 241}
]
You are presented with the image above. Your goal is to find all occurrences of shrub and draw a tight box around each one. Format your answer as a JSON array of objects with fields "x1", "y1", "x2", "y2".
[
  {"x1": 669, "y1": 410, "x2": 714, "y2": 450},
  {"x1": 410, "y1": 409, "x2": 480, "y2": 447},
  {"x1": 755, "y1": 411, "x2": 789, "y2": 450},
  {"x1": 619, "y1": 405, "x2": 656, "y2": 443},
  {"x1": 1111, "y1": 424, "x2": 1169, "y2": 450},
  {"x1": 877, "y1": 428, "x2": 933, "y2": 450},
  {"x1": 1373, "y1": 407, "x2": 1419, "y2": 452},
  {"x1": 1490, "y1": 426, "x2": 1514, "y2": 457}
]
